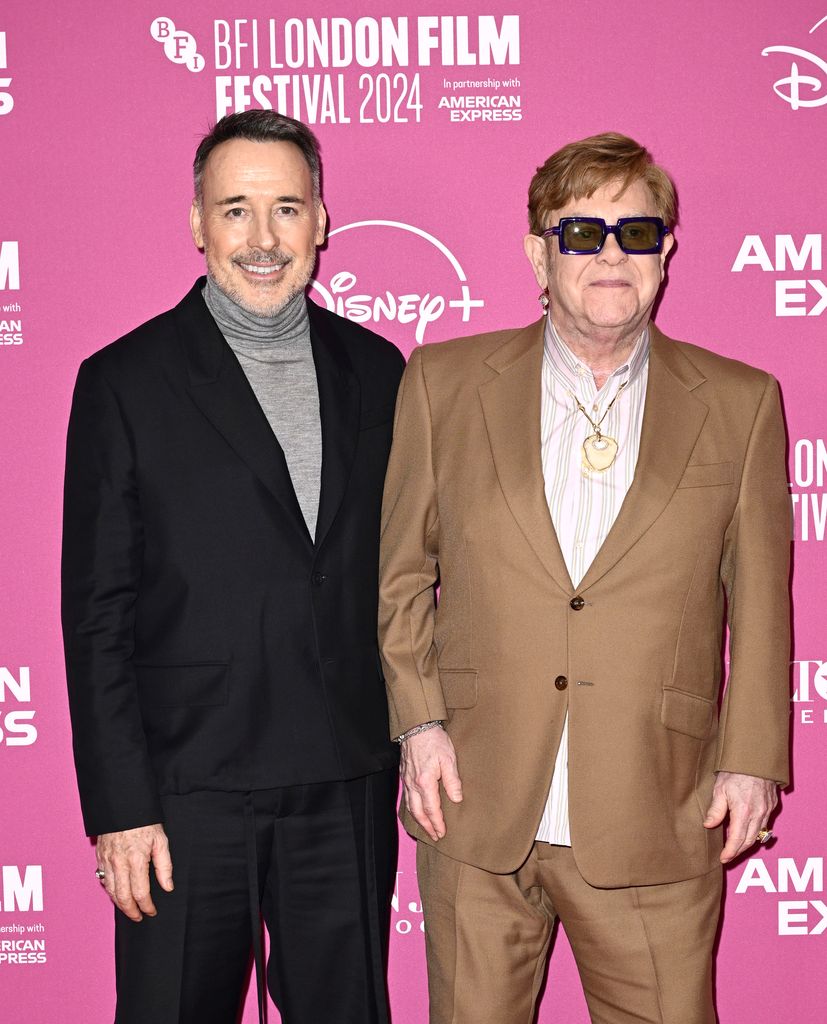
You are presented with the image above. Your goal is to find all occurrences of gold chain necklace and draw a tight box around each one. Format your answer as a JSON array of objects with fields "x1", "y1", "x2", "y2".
[{"x1": 567, "y1": 380, "x2": 628, "y2": 473}]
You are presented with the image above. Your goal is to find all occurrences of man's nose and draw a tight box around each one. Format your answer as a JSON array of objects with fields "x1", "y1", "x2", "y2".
[
  {"x1": 250, "y1": 212, "x2": 278, "y2": 250},
  {"x1": 597, "y1": 230, "x2": 627, "y2": 265}
]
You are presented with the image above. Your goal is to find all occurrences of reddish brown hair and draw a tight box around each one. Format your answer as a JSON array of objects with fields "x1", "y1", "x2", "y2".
[{"x1": 527, "y1": 132, "x2": 677, "y2": 235}]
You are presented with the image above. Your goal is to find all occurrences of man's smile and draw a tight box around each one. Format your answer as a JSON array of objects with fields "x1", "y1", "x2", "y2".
[{"x1": 235, "y1": 260, "x2": 287, "y2": 278}]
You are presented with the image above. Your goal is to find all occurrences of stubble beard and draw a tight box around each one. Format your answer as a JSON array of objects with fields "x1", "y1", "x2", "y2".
[{"x1": 207, "y1": 247, "x2": 318, "y2": 319}]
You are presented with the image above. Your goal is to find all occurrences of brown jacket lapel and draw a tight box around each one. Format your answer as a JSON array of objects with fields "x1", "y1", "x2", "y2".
[
  {"x1": 578, "y1": 325, "x2": 709, "y2": 591},
  {"x1": 478, "y1": 321, "x2": 710, "y2": 596},
  {"x1": 478, "y1": 319, "x2": 574, "y2": 595}
]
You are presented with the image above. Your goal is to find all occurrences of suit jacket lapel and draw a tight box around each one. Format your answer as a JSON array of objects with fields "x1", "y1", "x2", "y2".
[
  {"x1": 176, "y1": 281, "x2": 313, "y2": 549},
  {"x1": 308, "y1": 302, "x2": 360, "y2": 550},
  {"x1": 478, "y1": 319, "x2": 574, "y2": 595},
  {"x1": 577, "y1": 325, "x2": 709, "y2": 592}
]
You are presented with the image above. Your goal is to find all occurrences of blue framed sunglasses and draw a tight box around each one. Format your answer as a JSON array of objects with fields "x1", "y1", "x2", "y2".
[{"x1": 542, "y1": 217, "x2": 670, "y2": 255}]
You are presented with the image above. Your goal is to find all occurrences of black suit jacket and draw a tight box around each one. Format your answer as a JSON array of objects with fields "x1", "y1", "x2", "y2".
[{"x1": 62, "y1": 279, "x2": 405, "y2": 836}]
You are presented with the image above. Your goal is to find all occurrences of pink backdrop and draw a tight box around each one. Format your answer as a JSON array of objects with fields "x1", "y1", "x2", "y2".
[{"x1": 1, "y1": 1, "x2": 826, "y2": 1020}]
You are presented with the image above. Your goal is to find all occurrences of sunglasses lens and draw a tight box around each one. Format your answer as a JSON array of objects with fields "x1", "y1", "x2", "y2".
[
  {"x1": 618, "y1": 220, "x2": 662, "y2": 251},
  {"x1": 562, "y1": 220, "x2": 604, "y2": 252}
]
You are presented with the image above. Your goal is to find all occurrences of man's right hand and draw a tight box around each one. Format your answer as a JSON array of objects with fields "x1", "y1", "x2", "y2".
[
  {"x1": 96, "y1": 824, "x2": 174, "y2": 922},
  {"x1": 400, "y1": 727, "x2": 463, "y2": 841}
]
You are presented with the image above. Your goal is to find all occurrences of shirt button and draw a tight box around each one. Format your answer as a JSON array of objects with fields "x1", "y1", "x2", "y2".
[
  {"x1": 312, "y1": 572, "x2": 327, "y2": 586},
  {"x1": 554, "y1": 675, "x2": 568, "y2": 691},
  {"x1": 570, "y1": 596, "x2": 585, "y2": 611}
]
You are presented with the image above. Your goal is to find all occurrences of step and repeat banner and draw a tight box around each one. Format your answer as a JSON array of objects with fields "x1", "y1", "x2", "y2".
[{"x1": 1, "y1": 1, "x2": 826, "y2": 1020}]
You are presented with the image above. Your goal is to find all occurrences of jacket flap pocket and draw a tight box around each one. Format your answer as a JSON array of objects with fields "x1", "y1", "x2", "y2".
[
  {"x1": 677, "y1": 461, "x2": 734, "y2": 489},
  {"x1": 661, "y1": 687, "x2": 715, "y2": 740},
  {"x1": 360, "y1": 402, "x2": 395, "y2": 430},
  {"x1": 135, "y1": 662, "x2": 229, "y2": 707},
  {"x1": 439, "y1": 669, "x2": 478, "y2": 709}
]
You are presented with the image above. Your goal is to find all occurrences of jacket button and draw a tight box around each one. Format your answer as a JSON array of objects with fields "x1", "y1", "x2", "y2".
[
  {"x1": 570, "y1": 596, "x2": 585, "y2": 611},
  {"x1": 312, "y1": 572, "x2": 327, "y2": 586},
  {"x1": 554, "y1": 675, "x2": 568, "y2": 690}
]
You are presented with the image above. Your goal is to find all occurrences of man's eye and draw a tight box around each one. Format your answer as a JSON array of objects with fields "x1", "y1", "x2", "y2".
[
  {"x1": 226, "y1": 208, "x2": 246, "y2": 218},
  {"x1": 276, "y1": 206, "x2": 298, "y2": 216}
]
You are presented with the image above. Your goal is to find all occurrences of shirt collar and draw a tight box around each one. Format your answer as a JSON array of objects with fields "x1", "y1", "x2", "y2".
[{"x1": 543, "y1": 316, "x2": 650, "y2": 393}]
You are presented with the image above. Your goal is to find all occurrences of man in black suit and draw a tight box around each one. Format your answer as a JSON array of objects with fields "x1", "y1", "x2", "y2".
[{"x1": 62, "y1": 110, "x2": 404, "y2": 1023}]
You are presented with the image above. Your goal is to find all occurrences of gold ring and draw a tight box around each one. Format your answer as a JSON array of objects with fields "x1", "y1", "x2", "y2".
[{"x1": 756, "y1": 829, "x2": 773, "y2": 844}]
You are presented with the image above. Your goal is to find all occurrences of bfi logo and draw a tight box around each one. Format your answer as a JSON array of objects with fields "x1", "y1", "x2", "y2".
[
  {"x1": 0, "y1": 866, "x2": 43, "y2": 912},
  {"x1": 0, "y1": 32, "x2": 12, "y2": 116},
  {"x1": 0, "y1": 668, "x2": 37, "y2": 746},
  {"x1": 150, "y1": 17, "x2": 205, "y2": 73},
  {"x1": 0, "y1": 241, "x2": 20, "y2": 290}
]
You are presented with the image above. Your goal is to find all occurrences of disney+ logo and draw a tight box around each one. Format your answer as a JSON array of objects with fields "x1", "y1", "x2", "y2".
[{"x1": 763, "y1": 16, "x2": 827, "y2": 109}]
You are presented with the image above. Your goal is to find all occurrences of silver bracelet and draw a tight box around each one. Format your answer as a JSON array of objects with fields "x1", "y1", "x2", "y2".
[{"x1": 395, "y1": 720, "x2": 445, "y2": 744}]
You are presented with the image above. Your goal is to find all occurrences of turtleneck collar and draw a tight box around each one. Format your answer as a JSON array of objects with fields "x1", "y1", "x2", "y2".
[{"x1": 203, "y1": 276, "x2": 310, "y2": 346}]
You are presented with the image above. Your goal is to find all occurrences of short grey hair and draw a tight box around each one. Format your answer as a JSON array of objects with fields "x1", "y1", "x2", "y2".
[{"x1": 193, "y1": 109, "x2": 322, "y2": 206}]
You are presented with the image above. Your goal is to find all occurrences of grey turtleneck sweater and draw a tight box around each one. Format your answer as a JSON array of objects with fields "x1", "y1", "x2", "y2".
[{"x1": 203, "y1": 277, "x2": 322, "y2": 538}]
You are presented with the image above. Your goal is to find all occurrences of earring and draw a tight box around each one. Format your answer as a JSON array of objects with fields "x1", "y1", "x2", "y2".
[{"x1": 538, "y1": 292, "x2": 549, "y2": 310}]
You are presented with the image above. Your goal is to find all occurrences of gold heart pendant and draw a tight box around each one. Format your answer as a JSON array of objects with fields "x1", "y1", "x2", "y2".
[{"x1": 582, "y1": 434, "x2": 618, "y2": 472}]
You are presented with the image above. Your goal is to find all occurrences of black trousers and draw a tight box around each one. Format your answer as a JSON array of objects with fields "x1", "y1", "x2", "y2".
[{"x1": 114, "y1": 769, "x2": 398, "y2": 1024}]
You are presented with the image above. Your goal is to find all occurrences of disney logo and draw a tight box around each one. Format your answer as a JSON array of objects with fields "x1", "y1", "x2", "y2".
[
  {"x1": 312, "y1": 270, "x2": 447, "y2": 344},
  {"x1": 310, "y1": 220, "x2": 484, "y2": 346},
  {"x1": 762, "y1": 16, "x2": 827, "y2": 109}
]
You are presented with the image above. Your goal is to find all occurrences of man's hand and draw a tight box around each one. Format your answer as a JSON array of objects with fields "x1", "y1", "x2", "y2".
[
  {"x1": 96, "y1": 823, "x2": 174, "y2": 921},
  {"x1": 400, "y1": 727, "x2": 463, "y2": 842},
  {"x1": 703, "y1": 771, "x2": 778, "y2": 864}
]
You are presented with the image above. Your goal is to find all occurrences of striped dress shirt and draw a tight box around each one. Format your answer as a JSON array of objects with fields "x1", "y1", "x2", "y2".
[{"x1": 535, "y1": 317, "x2": 650, "y2": 846}]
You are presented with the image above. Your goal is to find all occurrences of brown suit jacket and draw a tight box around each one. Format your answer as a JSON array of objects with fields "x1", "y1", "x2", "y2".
[{"x1": 379, "y1": 319, "x2": 791, "y2": 887}]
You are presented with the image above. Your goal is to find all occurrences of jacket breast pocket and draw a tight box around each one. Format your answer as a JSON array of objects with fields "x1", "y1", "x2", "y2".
[
  {"x1": 135, "y1": 662, "x2": 229, "y2": 707},
  {"x1": 676, "y1": 461, "x2": 734, "y2": 489},
  {"x1": 439, "y1": 669, "x2": 478, "y2": 709},
  {"x1": 661, "y1": 686, "x2": 716, "y2": 740}
]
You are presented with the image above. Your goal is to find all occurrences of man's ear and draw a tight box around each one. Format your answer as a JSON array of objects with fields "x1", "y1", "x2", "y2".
[
  {"x1": 658, "y1": 230, "x2": 675, "y2": 279},
  {"x1": 190, "y1": 201, "x2": 204, "y2": 250},
  {"x1": 524, "y1": 233, "x2": 549, "y2": 291},
  {"x1": 315, "y1": 203, "x2": 328, "y2": 246}
]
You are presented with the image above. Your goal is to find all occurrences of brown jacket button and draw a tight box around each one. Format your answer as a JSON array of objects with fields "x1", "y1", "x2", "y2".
[
  {"x1": 570, "y1": 596, "x2": 585, "y2": 610},
  {"x1": 554, "y1": 675, "x2": 568, "y2": 690}
]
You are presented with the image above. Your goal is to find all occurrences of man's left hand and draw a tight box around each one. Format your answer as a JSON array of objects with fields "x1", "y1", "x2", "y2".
[{"x1": 703, "y1": 771, "x2": 778, "y2": 863}]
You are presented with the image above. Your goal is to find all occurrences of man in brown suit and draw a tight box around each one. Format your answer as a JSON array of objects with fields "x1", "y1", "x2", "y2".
[{"x1": 379, "y1": 134, "x2": 790, "y2": 1023}]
